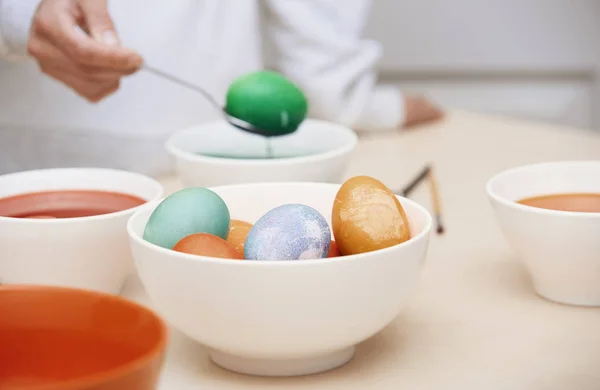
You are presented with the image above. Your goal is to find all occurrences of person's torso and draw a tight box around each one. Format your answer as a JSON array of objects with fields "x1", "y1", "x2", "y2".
[{"x1": 0, "y1": 0, "x2": 264, "y2": 176}]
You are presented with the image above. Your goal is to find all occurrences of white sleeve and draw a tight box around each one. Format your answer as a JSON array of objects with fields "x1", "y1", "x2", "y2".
[
  {"x1": 0, "y1": 0, "x2": 40, "y2": 60},
  {"x1": 262, "y1": 0, "x2": 405, "y2": 132}
]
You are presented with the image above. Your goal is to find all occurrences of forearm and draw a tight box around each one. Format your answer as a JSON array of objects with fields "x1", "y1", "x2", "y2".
[{"x1": 0, "y1": 0, "x2": 40, "y2": 60}]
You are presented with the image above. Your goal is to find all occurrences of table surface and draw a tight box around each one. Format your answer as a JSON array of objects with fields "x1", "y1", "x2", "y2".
[{"x1": 123, "y1": 110, "x2": 600, "y2": 390}]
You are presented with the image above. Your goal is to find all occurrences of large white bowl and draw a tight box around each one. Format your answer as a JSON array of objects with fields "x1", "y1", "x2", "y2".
[
  {"x1": 487, "y1": 161, "x2": 600, "y2": 306},
  {"x1": 128, "y1": 182, "x2": 432, "y2": 377},
  {"x1": 165, "y1": 119, "x2": 358, "y2": 187},
  {"x1": 0, "y1": 168, "x2": 163, "y2": 294}
]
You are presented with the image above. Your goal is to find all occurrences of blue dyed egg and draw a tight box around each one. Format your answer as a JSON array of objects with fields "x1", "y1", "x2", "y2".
[
  {"x1": 143, "y1": 188, "x2": 230, "y2": 249},
  {"x1": 244, "y1": 204, "x2": 331, "y2": 261}
]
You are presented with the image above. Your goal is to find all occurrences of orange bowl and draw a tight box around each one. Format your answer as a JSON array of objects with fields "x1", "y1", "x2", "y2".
[{"x1": 0, "y1": 285, "x2": 167, "y2": 390}]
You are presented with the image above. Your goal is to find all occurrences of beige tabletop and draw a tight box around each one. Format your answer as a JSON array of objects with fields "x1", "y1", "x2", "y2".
[{"x1": 123, "y1": 110, "x2": 600, "y2": 390}]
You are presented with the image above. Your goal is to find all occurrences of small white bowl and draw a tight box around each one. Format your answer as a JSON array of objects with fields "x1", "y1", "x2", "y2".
[
  {"x1": 165, "y1": 119, "x2": 358, "y2": 187},
  {"x1": 0, "y1": 168, "x2": 163, "y2": 294},
  {"x1": 128, "y1": 182, "x2": 432, "y2": 377},
  {"x1": 487, "y1": 160, "x2": 600, "y2": 306}
]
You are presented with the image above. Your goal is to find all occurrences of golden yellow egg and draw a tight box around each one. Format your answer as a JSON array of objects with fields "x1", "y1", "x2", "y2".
[
  {"x1": 226, "y1": 219, "x2": 253, "y2": 255},
  {"x1": 332, "y1": 176, "x2": 410, "y2": 255}
]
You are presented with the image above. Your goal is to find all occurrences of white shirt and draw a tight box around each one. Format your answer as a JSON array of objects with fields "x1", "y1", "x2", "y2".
[{"x1": 0, "y1": 0, "x2": 404, "y2": 177}]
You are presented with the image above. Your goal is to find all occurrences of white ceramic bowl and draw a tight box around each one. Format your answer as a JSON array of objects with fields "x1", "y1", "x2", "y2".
[
  {"x1": 128, "y1": 182, "x2": 432, "y2": 377},
  {"x1": 487, "y1": 160, "x2": 600, "y2": 306},
  {"x1": 165, "y1": 119, "x2": 358, "y2": 187},
  {"x1": 0, "y1": 168, "x2": 163, "y2": 294}
]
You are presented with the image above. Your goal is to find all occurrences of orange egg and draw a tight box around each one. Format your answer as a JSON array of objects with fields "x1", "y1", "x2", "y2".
[
  {"x1": 332, "y1": 176, "x2": 410, "y2": 255},
  {"x1": 173, "y1": 233, "x2": 243, "y2": 260},
  {"x1": 226, "y1": 219, "x2": 253, "y2": 255},
  {"x1": 327, "y1": 241, "x2": 341, "y2": 258}
]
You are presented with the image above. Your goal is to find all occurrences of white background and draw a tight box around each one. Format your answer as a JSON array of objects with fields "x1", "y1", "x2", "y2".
[{"x1": 366, "y1": 0, "x2": 599, "y2": 131}]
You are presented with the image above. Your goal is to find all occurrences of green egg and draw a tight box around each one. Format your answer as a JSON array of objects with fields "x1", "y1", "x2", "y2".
[
  {"x1": 225, "y1": 70, "x2": 308, "y2": 137},
  {"x1": 143, "y1": 187, "x2": 230, "y2": 249}
]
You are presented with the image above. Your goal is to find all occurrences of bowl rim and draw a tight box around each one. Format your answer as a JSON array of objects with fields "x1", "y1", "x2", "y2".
[
  {"x1": 127, "y1": 182, "x2": 433, "y2": 266},
  {"x1": 164, "y1": 119, "x2": 359, "y2": 166},
  {"x1": 0, "y1": 284, "x2": 168, "y2": 390},
  {"x1": 0, "y1": 167, "x2": 164, "y2": 225},
  {"x1": 486, "y1": 160, "x2": 600, "y2": 218}
]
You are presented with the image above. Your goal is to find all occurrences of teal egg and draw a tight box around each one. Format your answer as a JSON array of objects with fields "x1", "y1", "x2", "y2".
[
  {"x1": 143, "y1": 188, "x2": 230, "y2": 249},
  {"x1": 225, "y1": 70, "x2": 308, "y2": 137}
]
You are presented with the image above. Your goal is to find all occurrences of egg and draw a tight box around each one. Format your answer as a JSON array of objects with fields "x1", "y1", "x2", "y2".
[
  {"x1": 332, "y1": 176, "x2": 410, "y2": 255},
  {"x1": 143, "y1": 188, "x2": 230, "y2": 249},
  {"x1": 225, "y1": 70, "x2": 308, "y2": 137},
  {"x1": 327, "y1": 241, "x2": 341, "y2": 258},
  {"x1": 173, "y1": 233, "x2": 243, "y2": 259},
  {"x1": 226, "y1": 219, "x2": 253, "y2": 255},
  {"x1": 244, "y1": 204, "x2": 330, "y2": 261}
]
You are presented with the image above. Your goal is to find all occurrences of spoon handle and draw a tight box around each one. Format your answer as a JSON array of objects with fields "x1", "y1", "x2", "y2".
[
  {"x1": 142, "y1": 64, "x2": 264, "y2": 136},
  {"x1": 71, "y1": 24, "x2": 224, "y2": 112},
  {"x1": 142, "y1": 64, "x2": 223, "y2": 112}
]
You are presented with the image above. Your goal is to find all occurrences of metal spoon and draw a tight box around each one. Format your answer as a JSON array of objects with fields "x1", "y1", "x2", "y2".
[
  {"x1": 143, "y1": 64, "x2": 266, "y2": 136},
  {"x1": 71, "y1": 26, "x2": 265, "y2": 137},
  {"x1": 73, "y1": 25, "x2": 273, "y2": 154}
]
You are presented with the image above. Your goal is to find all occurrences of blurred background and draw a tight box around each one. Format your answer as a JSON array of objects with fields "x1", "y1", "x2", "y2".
[{"x1": 265, "y1": 0, "x2": 599, "y2": 132}]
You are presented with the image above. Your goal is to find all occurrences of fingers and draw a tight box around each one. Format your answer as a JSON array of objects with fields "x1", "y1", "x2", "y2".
[
  {"x1": 55, "y1": 16, "x2": 142, "y2": 71},
  {"x1": 29, "y1": 0, "x2": 143, "y2": 102},
  {"x1": 403, "y1": 96, "x2": 444, "y2": 129},
  {"x1": 31, "y1": 0, "x2": 142, "y2": 72},
  {"x1": 78, "y1": 0, "x2": 117, "y2": 45},
  {"x1": 29, "y1": 37, "x2": 127, "y2": 82},
  {"x1": 42, "y1": 66, "x2": 121, "y2": 102}
]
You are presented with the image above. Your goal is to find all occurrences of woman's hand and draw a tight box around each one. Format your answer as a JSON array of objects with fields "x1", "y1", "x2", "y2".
[
  {"x1": 28, "y1": 0, "x2": 143, "y2": 102},
  {"x1": 404, "y1": 96, "x2": 444, "y2": 128}
]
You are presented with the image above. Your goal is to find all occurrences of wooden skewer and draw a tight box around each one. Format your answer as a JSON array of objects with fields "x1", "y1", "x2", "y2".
[
  {"x1": 397, "y1": 163, "x2": 445, "y2": 235},
  {"x1": 427, "y1": 167, "x2": 445, "y2": 234},
  {"x1": 400, "y1": 164, "x2": 431, "y2": 197}
]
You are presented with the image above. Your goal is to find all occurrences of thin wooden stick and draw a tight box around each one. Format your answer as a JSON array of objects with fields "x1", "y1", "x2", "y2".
[
  {"x1": 400, "y1": 164, "x2": 431, "y2": 197},
  {"x1": 397, "y1": 163, "x2": 445, "y2": 235},
  {"x1": 427, "y1": 167, "x2": 445, "y2": 234}
]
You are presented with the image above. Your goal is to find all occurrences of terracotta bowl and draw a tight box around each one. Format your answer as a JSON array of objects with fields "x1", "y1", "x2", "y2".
[{"x1": 0, "y1": 285, "x2": 168, "y2": 390}]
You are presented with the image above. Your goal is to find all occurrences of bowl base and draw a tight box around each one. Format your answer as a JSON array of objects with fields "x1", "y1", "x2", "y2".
[
  {"x1": 209, "y1": 346, "x2": 355, "y2": 377},
  {"x1": 534, "y1": 285, "x2": 600, "y2": 307}
]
